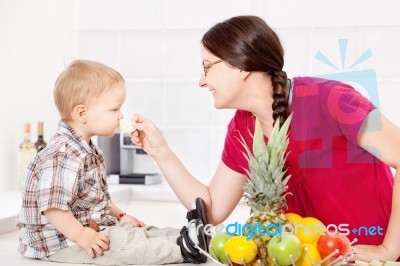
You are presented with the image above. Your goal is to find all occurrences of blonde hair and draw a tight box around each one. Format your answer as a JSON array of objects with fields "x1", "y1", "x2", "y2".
[{"x1": 54, "y1": 59, "x2": 125, "y2": 120}]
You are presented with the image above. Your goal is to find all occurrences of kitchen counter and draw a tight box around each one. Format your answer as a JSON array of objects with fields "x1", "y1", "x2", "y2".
[
  {"x1": 0, "y1": 182, "x2": 180, "y2": 235},
  {"x1": 0, "y1": 182, "x2": 249, "y2": 266}
]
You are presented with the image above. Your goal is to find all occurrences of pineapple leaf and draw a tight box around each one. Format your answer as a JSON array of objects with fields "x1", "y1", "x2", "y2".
[
  {"x1": 239, "y1": 113, "x2": 293, "y2": 214},
  {"x1": 253, "y1": 118, "x2": 267, "y2": 160}
]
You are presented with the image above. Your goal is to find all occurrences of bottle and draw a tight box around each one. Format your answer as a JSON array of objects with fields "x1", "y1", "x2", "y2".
[
  {"x1": 18, "y1": 123, "x2": 37, "y2": 190},
  {"x1": 35, "y1": 121, "x2": 47, "y2": 152}
]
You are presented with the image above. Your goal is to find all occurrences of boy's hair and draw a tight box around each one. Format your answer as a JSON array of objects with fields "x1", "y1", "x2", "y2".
[{"x1": 54, "y1": 59, "x2": 125, "y2": 120}]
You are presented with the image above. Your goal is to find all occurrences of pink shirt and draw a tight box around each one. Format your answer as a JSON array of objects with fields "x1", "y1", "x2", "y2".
[{"x1": 222, "y1": 77, "x2": 394, "y2": 245}]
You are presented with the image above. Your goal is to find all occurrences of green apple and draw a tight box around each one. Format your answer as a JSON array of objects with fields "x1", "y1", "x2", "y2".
[
  {"x1": 267, "y1": 235, "x2": 302, "y2": 266},
  {"x1": 209, "y1": 233, "x2": 232, "y2": 264}
]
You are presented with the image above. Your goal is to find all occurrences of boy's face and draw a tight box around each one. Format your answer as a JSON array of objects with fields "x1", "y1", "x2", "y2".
[{"x1": 86, "y1": 83, "x2": 126, "y2": 138}]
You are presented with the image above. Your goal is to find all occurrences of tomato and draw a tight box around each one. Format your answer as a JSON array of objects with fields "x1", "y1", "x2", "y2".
[{"x1": 317, "y1": 232, "x2": 351, "y2": 258}]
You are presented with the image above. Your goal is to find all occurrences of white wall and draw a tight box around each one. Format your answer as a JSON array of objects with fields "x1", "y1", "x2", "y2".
[
  {"x1": 1, "y1": 0, "x2": 399, "y2": 191},
  {"x1": 0, "y1": 0, "x2": 74, "y2": 190}
]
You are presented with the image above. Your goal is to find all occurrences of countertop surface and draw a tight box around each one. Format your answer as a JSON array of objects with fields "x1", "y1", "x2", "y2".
[
  {"x1": 0, "y1": 182, "x2": 180, "y2": 233},
  {"x1": 0, "y1": 183, "x2": 250, "y2": 266}
]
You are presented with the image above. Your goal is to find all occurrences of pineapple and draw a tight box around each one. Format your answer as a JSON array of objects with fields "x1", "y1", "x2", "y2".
[{"x1": 239, "y1": 114, "x2": 293, "y2": 266}]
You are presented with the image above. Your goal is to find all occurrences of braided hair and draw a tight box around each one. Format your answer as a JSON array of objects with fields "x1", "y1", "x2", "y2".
[
  {"x1": 201, "y1": 15, "x2": 289, "y2": 127},
  {"x1": 270, "y1": 70, "x2": 288, "y2": 127}
]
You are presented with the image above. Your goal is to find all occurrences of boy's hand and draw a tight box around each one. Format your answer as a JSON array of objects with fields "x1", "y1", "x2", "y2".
[
  {"x1": 43, "y1": 208, "x2": 110, "y2": 258},
  {"x1": 120, "y1": 214, "x2": 146, "y2": 227},
  {"x1": 77, "y1": 227, "x2": 110, "y2": 258}
]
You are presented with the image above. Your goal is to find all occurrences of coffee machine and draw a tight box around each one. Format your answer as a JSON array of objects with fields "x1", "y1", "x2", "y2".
[{"x1": 98, "y1": 133, "x2": 161, "y2": 185}]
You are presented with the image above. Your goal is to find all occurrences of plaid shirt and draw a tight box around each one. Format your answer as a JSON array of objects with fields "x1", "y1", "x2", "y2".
[{"x1": 16, "y1": 120, "x2": 117, "y2": 258}]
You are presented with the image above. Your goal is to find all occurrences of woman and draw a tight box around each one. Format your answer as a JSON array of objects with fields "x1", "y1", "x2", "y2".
[{"x1": 130, "y1": 16, "x2": 400, "y2": 262}]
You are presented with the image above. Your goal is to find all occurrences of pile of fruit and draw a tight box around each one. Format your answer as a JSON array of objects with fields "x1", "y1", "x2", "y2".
[
  {"x1": 209, "y1": 115, "x2": 353, "y2": 266},
  {"x1": 209, "y1": 213, "x2": 353, "y2": 266}
]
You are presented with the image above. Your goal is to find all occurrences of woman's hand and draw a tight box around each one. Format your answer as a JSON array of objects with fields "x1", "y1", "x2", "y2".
[
  {"x1": 119, "y1": 214, "x2": 146, "y2": 227},
  {"x1": 353, "y1": 244, "x2": 399, "y2": 262},
  {"x1": 131, "y1": 114, "x2": 166, "y2": 157},
  {"x1": 76, "y1": 227, "x2": 110, "y2": 258}
]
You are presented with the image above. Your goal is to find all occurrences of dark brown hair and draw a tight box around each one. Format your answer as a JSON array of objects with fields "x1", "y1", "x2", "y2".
[{"x1": 201, "y1": 15, "x2": 288, "y2": 126}]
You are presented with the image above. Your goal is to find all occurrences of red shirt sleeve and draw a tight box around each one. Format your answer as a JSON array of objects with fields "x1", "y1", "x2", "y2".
[
  {"x1": 221, "y1": 110, "x2": 255, "y2": 175},
  {"x1": 321, "y1": 81, "x2": 376, "y2": 145}
]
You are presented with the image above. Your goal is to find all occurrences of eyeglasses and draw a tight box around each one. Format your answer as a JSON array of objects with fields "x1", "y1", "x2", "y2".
[{"x1": 202, "y1": 59, "x2": 223, "y2": 77}]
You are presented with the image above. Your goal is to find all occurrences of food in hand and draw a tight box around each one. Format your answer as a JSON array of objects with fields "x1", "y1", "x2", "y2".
[
  {"x1": 267, "y1": 234, "x2": 302, "y2": 266},
  {"x1": 224, "y1": 235, "x2": 258, "y2": 264},
  {"x1": 209, "y1": 233, "x2": 232, "y2": 264},
  {"x1": 119, "y1": 122, "x2": 136, "y2": 133},
  {"x1": 88, "y1": 219, "x2": 100, "y2": 232}
]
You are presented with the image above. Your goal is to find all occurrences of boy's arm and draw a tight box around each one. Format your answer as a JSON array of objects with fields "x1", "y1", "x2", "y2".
[
  {"x1": 109, "y1": 202, "x2": 145, "y2": 227},
  {"x1": 43, "y1": 208, "x2": 110, "y2": 258}
]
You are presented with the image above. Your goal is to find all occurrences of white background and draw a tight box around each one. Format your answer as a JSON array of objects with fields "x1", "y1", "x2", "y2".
[{"x1": 1, "y1": 0, "x2": 399, "y2": 191}]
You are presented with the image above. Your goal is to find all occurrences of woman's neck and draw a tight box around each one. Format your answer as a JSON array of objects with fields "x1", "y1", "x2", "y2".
[
  {"x1": 242, "y1": 73, "x2": 277, "y2": 138},
  {"x1": 245, "y1": 78, "x2": 274, "y2": 122}
]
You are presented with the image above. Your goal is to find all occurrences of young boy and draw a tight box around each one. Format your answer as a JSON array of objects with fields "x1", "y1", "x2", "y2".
[{"x1": 16, "y1": 60, "x2": 209, "y2": 265}]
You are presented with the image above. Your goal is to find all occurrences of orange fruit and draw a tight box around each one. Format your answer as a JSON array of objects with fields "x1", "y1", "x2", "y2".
[{"x1": 285, "y1": 213, "x2": 303, "y2": 226}]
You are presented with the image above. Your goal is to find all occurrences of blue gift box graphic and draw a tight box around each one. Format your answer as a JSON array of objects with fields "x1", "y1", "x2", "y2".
[
  {"x1": 318, "y1": 69, "x2": 379, "y2": 110},
  {"x1": 293, "y1": 39, "x2": 382, "y2": 168},
  {"x1": 315, "y1": 39, "x2": 380, "y2": 109}
]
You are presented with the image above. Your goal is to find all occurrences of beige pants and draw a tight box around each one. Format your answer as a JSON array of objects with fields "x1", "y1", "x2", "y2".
[{"x1": 42, "y1": 222, "x2": 183, "y2": 265}]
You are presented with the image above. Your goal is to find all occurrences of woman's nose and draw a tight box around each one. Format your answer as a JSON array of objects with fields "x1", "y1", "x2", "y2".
[{"x1": 198, "y1": 74, "x2": 207, "y2": 88}]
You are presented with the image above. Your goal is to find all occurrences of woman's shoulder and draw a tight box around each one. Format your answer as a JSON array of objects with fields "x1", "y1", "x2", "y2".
[
  {"x1": 293, "y1": 76, "x2": 356, "y2": 95},
  {"x1": 224, "y1": 110, "x2": 255, "y2": 142},
  {"x1": 293, "y1": 76, "x2": 339, "y2": 85}
]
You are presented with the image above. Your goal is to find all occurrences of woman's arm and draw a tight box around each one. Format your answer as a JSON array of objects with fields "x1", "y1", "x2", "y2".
[
  {"x1": 131, "y1": 114, "x2": 247, "y2": 225},
  {"x1": 44, "y1": 208, "x2": 110, "y2": 258},
  {"x1": 355, "y1": 109, "x2": 400, "y2": 261},
  {"x1": 208, "y1": 162, "x2": 249, "y2": 224}
]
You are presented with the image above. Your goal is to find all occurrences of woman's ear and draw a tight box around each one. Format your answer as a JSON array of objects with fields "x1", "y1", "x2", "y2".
[
  {"x1": 240, "y1": 70, "x2": 251, "y2": 81},
  {"x1": 72, "y1": 104, "x2": 88, "y2": 124}
]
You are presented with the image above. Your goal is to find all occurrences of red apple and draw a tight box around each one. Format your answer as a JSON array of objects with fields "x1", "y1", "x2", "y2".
[{"x1": 267, "y1": 235, "x2": 302, "y2": 266}]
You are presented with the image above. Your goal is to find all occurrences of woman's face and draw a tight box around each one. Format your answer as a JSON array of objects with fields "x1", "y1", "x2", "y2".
[{"x1": 198, "y1": 46, "x2": 245, "y2": 109}]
